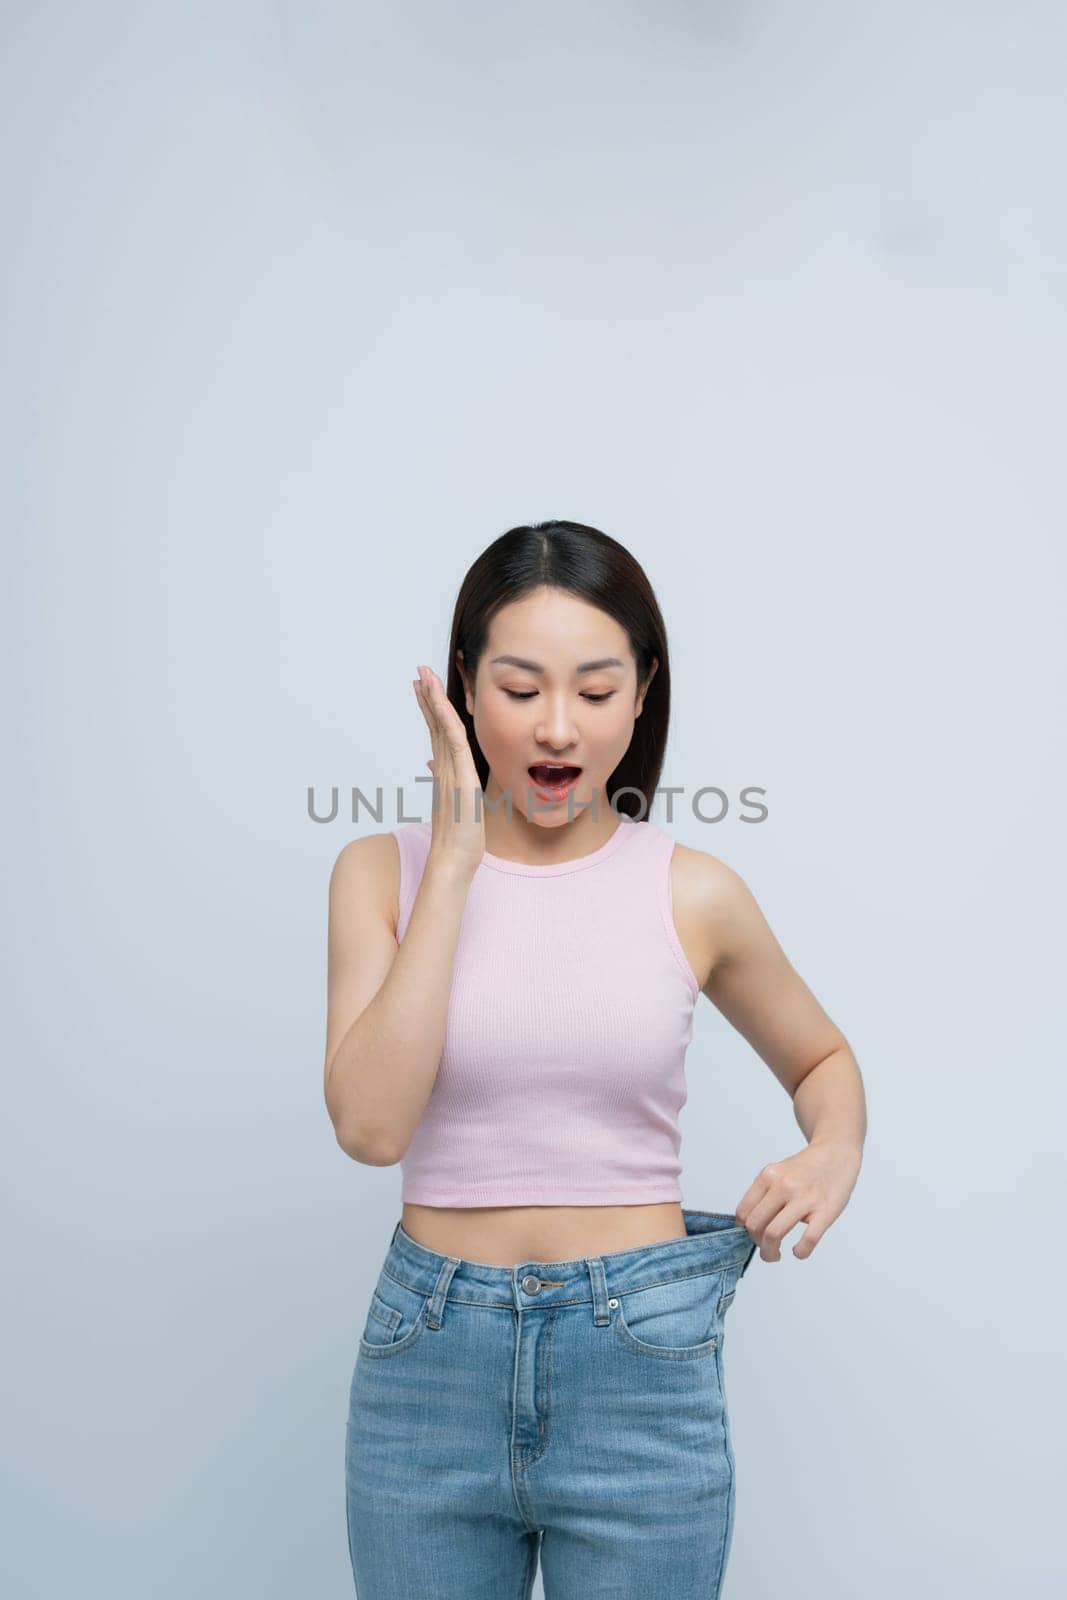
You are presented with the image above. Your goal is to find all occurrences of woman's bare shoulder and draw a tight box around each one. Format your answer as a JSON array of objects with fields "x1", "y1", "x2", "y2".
[
  {"x1": 670, "y1": 837, "x2": 745, "y2": 896},
  {"x1": 669, "y1": 839, "x2": 755, "y2": 990},
  {"x1": 330, "y1": 831, "x2": 402, "y2": 938}
]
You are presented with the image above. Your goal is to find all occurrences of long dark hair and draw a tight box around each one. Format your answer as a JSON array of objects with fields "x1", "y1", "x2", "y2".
[{"x1": 443, "y1": 520, "x2": 672, "y2": 822}]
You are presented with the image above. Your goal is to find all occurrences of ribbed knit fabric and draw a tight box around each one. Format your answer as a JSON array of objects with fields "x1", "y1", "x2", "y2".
[{"x1": 390, "y1": 815, "x2": 701, "y2": 1207}]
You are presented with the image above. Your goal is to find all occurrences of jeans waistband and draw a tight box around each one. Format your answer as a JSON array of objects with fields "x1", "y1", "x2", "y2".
[{"x1": 379, "y1": 1209, "x2": 758, "y2": 1327}]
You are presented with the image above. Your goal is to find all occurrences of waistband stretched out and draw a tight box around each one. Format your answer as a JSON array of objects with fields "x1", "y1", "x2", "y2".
[{"x1": 378, "y1": 1208, "x2": 758, "y2": 1320}]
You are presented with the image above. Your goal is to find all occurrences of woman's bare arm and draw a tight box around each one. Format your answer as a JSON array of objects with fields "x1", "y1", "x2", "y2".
[
  {"x1": 685, "y1": 849, "x2": 865, "y2": 1256},
  {"x1": 325, "y1": 661, "x2": 486, "y2": 1165},
  {"x1": 323, "y1": 834, "x2": 474, "y2": 1164},
  {"x1": 699, "y1": 856, "x2": 865, "y2": 1143}
]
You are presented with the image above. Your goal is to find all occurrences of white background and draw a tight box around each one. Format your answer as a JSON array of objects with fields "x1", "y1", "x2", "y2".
[{"x1": 4, "y1": 2, "x2": 1063, "y2": 1595}]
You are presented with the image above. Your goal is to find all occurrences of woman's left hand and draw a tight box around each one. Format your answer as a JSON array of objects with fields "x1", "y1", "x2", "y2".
[{"x1": 734, "y1": 1139, "x2": 862, "y2": 1261}]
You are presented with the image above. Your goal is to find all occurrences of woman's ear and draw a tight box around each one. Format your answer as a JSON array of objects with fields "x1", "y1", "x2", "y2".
[
  {"x1": 455, "y1": 649, "x2": 474, "y2": 714},
  {"x1": 635, "y1": 655, "x2": 659, "y2": 717}
]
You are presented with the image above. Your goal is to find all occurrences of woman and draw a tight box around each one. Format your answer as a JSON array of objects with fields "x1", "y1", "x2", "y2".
[{"x1": 325, "y1": 520, "x2": 865, "y2": 1599}]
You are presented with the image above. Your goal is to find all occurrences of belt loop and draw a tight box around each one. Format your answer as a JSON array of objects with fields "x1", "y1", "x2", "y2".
[
  {"x1": 425, "y1": 1255, "x2": 461, "y2": 1331},
  {"x1": 585, "y1": 1257, "x2": 611, "y2": 1326}
]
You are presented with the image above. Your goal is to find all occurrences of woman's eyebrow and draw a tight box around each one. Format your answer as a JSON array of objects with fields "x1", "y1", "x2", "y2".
[{"x1": 488, "y1": 654, "x2": 625, "y2": 674}]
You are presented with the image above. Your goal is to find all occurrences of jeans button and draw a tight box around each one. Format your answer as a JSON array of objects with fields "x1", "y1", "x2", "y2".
[{"x1": 521, "y1": 1274, "x2": 542, "y2": 1294}]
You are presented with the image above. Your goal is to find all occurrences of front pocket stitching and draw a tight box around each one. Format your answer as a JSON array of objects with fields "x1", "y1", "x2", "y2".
[
  {"x1": 359, "y1": 1304, "x2": 429, "y2": 1359},
  {"x1": 366, "y1": 1295, "x2": 403, "y2": 1337},
  {"x1": 612, "y1": 1300, "x2": 719, "y2": 1361}
]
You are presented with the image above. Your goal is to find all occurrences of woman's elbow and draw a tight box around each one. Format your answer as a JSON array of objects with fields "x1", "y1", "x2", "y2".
[{"x1": 334, "y1": 1121, "x2": 405, "y2": 1167}]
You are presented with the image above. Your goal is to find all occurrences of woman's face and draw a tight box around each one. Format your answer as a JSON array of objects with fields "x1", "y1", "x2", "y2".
[{"x1": 457, "y1": 587, "x2": 657, "y2": 829}]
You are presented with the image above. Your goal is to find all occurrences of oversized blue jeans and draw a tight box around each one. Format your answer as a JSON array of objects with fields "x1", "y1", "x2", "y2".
[{"x1": 345, "y1": 1208, "x2": 759, "y2": 1598}]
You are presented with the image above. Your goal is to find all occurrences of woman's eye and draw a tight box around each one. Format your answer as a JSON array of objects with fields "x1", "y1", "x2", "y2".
[{"x1": 503, "y1": 689, "x2": 615, "y2": 704}]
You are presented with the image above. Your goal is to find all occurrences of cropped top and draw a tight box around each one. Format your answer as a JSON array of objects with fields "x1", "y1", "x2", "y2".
[{"x1": 390, "y1": 814, "x2": 702, "y2": 1207}]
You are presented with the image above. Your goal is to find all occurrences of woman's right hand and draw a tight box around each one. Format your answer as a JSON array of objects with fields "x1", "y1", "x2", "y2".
[{"x1": 413, "y1": 665, "x2": 486, "y2": 878}]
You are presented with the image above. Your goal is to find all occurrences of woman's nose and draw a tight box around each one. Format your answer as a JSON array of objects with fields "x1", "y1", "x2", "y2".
[{"x1": 535, "y1": 714, "x2": 578, "y2": 746}]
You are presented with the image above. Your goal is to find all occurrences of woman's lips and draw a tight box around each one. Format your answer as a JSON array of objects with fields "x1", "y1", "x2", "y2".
[
  {"x1": 528, "y1": 764, "x2": 582, "y2": 782},
  {"x1": 527, "y1": 765, "x2": 582, "y2": 798}
]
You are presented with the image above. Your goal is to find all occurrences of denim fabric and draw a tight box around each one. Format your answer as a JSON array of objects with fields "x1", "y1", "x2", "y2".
[{"x1": 345, "y1": 1208, "x2": 758, "y2": 1598}]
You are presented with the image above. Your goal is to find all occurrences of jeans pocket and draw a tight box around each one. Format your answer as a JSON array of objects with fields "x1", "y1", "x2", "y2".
[
  {"x1": 358, "y1": 1273, "x2": 429, "y2": 1359},
  {"x1": 612, "y1": 1269, "x2": 722, "y2": 1361}
]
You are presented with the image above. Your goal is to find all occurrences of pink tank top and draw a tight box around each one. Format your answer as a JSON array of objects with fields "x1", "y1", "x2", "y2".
[{"x1": 390, "y1": 814, "x2": 701, "y2": 1207}]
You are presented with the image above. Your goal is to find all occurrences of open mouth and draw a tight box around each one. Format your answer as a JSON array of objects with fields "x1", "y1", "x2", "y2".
[{"x1": 528, "y1": 764, "x2": 583, "y2": 791}]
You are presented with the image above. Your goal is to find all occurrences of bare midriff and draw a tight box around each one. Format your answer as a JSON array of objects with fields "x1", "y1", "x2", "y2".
[{"x1": 399, "y1": 1201, "x2": 691, "y2": 1268}]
